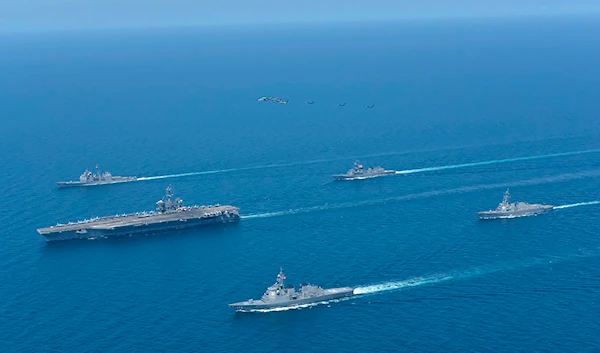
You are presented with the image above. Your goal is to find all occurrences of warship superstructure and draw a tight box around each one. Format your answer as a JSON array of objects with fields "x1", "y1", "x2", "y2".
[
  {"x1": 57, "y1": 165, "x2": 137, "y2": 187},
  {"x1": 229, "y1": 268, "x2": 354, "y2": 311},
  {"x1": 37, "y1": 186, "x2": 240, "y2": 241},
  {"x1": 333, "y1": 160, "x2": 396, "y2": 181},
  {"x1": 478, "y1": 189, "x2": 553, "y2": 220}
]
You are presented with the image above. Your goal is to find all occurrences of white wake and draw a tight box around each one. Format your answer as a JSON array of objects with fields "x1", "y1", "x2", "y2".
[
  {"x1": 134, "y1": 148, "x2": 600, "y2": 182},
  {"x1": 353, "y1": 274, "x2": 455, "y2": 295},
  {"x1": 395, "y1": 148, "x2": 600, "y2": 175},
  {"x1": 241, "y1": 170, "x2": 600, "y2": 220},
  {"x1": 554, "y1": 201, "x2": 600, "y2": 209}
]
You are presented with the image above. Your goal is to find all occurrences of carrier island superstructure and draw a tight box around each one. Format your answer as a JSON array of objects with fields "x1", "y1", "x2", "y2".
[{"x1": 37, "y1": 186, "x2": 240, "y2": 241}]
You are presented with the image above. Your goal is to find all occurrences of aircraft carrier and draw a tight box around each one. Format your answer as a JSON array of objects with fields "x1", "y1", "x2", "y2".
[
  {"x1": 478, "y1": 189, "x2": 553, "y2": 220},
  {"x1": 37, "y1": 186, "x2": 240, "y2": 241},
  {"x1": 229, "y1": 268, "x2": 354, "y2": 311},
  {"x1": 57, "y1": 165, "x2": 137, "y2": 187},
  {"x1": 333, "y1": 160, "x2": 396, "y2": 181}
]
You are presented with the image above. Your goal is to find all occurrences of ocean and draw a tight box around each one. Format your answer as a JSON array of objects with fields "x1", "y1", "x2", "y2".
[{"x1": 1, "y1": 16, "x2": 600, "y2": 352}]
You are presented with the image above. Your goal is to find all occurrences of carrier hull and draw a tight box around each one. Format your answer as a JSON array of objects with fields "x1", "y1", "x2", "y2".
[
  {"x1": 37, "y1": 201, "x2": 240, "y2": 242},
  {"x1": 40, "y1": 214, "x2": 239, "y2": 241}
]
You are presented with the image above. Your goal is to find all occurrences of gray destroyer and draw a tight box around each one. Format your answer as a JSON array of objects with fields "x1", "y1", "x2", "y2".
[
  {"x1": 478, "y1": 189, "x2": 553, "y2": 220},
  {"x1": 229, "y1": 268, "x2": 354, "y2": 311},
  {"x1": 37, "y1": 186, "x2": 240, "y2": 241},
  {"x1": 333, "y1": 160, "x2": 396, "y2": 181},
  {"x1": 57, "y1": 165, "x2": 137, "y2": 187}
]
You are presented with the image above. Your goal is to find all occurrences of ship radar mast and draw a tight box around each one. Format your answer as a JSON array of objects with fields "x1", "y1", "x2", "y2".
[
  {"x1": 277, "y1": 267, "x2": 286, "y2": 288},
  {"x1": 498, "y1": 189, "x2": 511, "y2": 208},
  {"x1": 156, "y1": 185, "x2": 183, "y2": 213},
  {"x1": 502, "y1": 189, "x2": 511, "y2": 204},
  {"x1": 165, "y1": 185, "x2": 174, "y2": 200}
]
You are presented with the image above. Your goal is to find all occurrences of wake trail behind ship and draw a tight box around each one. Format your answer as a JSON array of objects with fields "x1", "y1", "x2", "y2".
[
  {"x1": 240, "y1": 267, "x2": 500, "y2": 313},
  {"x1": 395, "y1": 149, "x2": 600, "y2": 175},
  {"x1": 554, "y1": 201, "x2": 600, "y2": 209},
  {"x1": 137, "y1": 148, "x2": 600, "y2": 181},
  {"x1": 240, "y1": 250, "x2": 598, "y2": 312},
  {"x1": 241, "y1": 170, "x2": 600, "y2": 220},
  {"x1": 353, "y1": 249, "x2": 597, "y2": 296},
  {"x1": 353, "y1": 274, "x2": 456, "y2": 295}
]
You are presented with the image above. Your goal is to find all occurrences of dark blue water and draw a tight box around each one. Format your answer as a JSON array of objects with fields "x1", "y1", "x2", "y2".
[{"x1": 1, "y1": 17, "x2": 600, "y2": 352}]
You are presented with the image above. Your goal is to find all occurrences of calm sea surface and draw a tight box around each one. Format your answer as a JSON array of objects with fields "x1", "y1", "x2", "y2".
[{"x1": 1, "y1": 17, "x2": 599, "y2": 352}]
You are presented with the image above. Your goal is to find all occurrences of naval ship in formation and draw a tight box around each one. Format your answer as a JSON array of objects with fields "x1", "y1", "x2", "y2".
[
  {"x1": 37, "y1": 186, "x2": 240, "y2": 241},
  {"x1": 43, "y1": 154, "x2": 567, "y2": 312},
  {"x1": 57, "y1": 165, "x2": 137, "y2": 187},
  {"x1": 333, "y1": 160, "x2": 396, "y2": 181},
  {"x1": 229, "y1": 267, "x2": 354, "y2": 311},
  {"x1": 477, "y1": 189, "x2": 554, "y2": 220}
]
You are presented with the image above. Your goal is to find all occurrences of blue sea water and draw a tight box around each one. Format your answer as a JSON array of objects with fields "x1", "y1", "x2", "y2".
[{"x1": 1, "y1": 16, "x2": 600, "y2": 352}]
